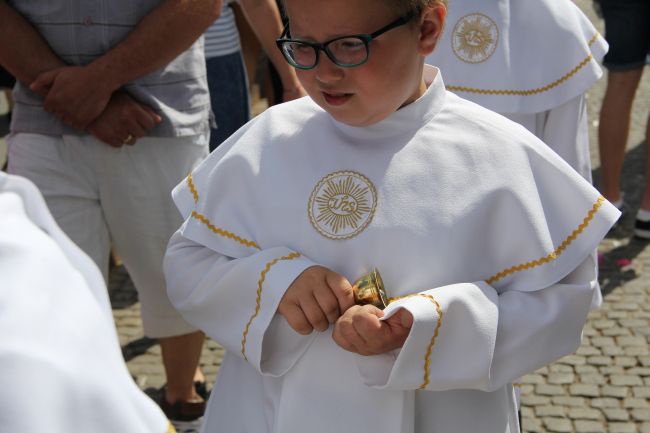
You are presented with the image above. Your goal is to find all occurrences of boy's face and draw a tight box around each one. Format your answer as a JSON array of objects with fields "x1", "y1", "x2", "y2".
[{"x1": 284, "y1": 0, "x2": 442, "y2": 127}]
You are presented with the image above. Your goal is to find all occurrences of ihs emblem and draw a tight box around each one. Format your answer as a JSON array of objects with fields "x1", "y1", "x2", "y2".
[
  {"x1": 308, "y1": 171, "x2": 377, "y2": 240},
  {"x1": 452, "y1": 13, "x2": 499, "y2": 64}
]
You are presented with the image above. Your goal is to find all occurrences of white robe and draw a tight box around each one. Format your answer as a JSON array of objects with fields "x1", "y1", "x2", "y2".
[
  {"x1": 425, "y1": 0, "x2": 607, "y2": 180},
  {"x1": 164, "y1": 68, "x2": 619, "y2": 433},
  {"x1": 0, "y1": 173, "x2": 170, "y2": 433}
]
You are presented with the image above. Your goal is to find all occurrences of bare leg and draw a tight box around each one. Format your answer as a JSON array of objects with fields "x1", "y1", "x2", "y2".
[
  {"x1": 159, "y1": 331, "x2": 206, "y2": 404},
  {"x1": 598, "y1": 68, "x2": 644, "y2": 204}
]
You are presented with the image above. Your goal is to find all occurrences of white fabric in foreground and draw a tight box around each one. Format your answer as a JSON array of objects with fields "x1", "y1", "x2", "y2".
[
  {"x1": 0, "y1": 173, "x2": 169, "y2": 433},
  {"x1": 426, "y1": 0, "x2": 607, "y2": 114},
  {"x1": 165, "y1": 67, "x2": 619, "y2": 433}
]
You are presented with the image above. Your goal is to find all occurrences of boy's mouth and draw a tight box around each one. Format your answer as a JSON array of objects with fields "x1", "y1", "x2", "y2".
[{"x1": 322, "y1": 91, "x2": 353, "y2": 106}]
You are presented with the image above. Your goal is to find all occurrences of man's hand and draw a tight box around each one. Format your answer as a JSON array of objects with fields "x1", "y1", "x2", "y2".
[
  {"x1": 333, "y1": 305, "x2": 413, "y2": 356},
  {"x1": 30, "y1": 65, "x2": 116, "y2": 130},
  {"x1": 278, "y1": 266, "x2": 355, "y2": 335},
  {"x1": 87, "y1": 92, "x2": 161, "y2": 147}
]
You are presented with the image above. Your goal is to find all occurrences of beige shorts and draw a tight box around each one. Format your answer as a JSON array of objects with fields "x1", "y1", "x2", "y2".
[{"x1": 8, "y1": 132, "x2": 208, "y2": 338}]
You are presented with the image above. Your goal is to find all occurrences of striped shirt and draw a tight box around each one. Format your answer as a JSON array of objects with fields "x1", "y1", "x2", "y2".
[
  {"x1": 8, "y1": 0, "x2": 210, "y2": 137},
  {"x1": 204, "y1": 3, "x2": 241, "y2": 59}
]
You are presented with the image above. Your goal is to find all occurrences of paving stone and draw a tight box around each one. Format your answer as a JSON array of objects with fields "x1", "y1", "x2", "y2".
[
  {"x1": 603, "y1": 327, "x2": 634, "y2": 337},
  {"x1": 633, "y1": 386, "x2": 650, "y2": 398},
  {"x1": 588, "y1": 356, "x2": 613, "y2": 365},
  {"x1": 579, "y1": 374, "x2": 607, "y2": 385},
  {"x1": 574, "y1": 420, "x2": 606, "y2": 433},
  {"x1": 536, "y1": 406, "x2": 567, "y2": 417},
  {"x1": 522, "y1": 417, "x2": 544, "y2": 433},
  {"x1": 542, "y1": 417, "x2": 573, "y2": 433},
  {"x1": 632, "y1": 409, "x2": 650, "y2": 422},
  {"x1": 590, "y1": 398, "x2": 622, "y2": 409},
  {"x1": 576, "y1": 365, "x2": 600, "y2": 374},
  {"x1": 603, "y1": 408, "x2": 632, "y2": 422},
  {"x1": 600, "y1": 366, "x2": 626, "y2": 375},
  {"x1": 577, "y1": 346, "x2": 602, "y2": 356},
  {"x1": 569, "y1": 384, "x2": 600, "y2": 397},
  {"x1": 601, "y1": 385, "x2": 630, "y2": 398},
  {"x1": 548, "y1": 373, "x2": 575, "y2": 384},
  {"x1": 551, "y1": 396, "x2": 586, "y2": 407},
  {"x1": 623, "y1": 398, "x2": 650, "y2": 409},
  {"x1": 602, "y1": 346, "x2": 626, "y2": 356},
  {"x1": 610, "y1": 374, "x2": 644, "y2": 386},
  {"x1": 608, "y1": 422, "x2": 638, "y2": 433},
  {"x1": 628, "y1": 367, "x2": 650, "y2": 376},
  {"x1": 640, "y1": 423, "x2": 650, "y2": 433},
  {"x1": 521, "y1": 395, "x2": 551, "y2": 406},
  {"x1": 521, "y1": 374, "x2": 546, "y2": 385},
  {"x1": 559, "y1": 355, "x2": 587, "y2": 366},
  {"x1": 549, "y1": 364, "x2": 574, "y2": 373},
  {"x1": 536, "y1": 384, "x2": 567, "y2": 396},
  {"x1": 567, "y1": 407, "x2": 601, "y2": 420},
  {"x1": 615, "y1": 356, "x2": 640, "y2": 367}
]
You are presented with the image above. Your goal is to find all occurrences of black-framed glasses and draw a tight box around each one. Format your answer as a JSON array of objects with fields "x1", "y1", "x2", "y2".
[{"x1": 276, "y1": 11, "x2": 416, "y2": 70}]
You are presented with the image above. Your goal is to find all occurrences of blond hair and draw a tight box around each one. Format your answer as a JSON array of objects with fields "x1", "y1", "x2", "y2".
[{"x1": 389, "y1": 0, "x2": 447, "y2": 16}]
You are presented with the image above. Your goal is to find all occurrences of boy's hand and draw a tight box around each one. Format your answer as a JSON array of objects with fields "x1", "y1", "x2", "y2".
[
  {"x1": 333, "y1": 305, "x2": 413, "y2": 356},
  {"x1": 278, "y1": 266, "x2": 355, "y2": 335}
]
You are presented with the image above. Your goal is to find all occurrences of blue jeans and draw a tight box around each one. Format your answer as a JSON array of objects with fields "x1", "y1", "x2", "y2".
[{"x1": 206, "y1": 51, "x2": 250, "y2": 151}]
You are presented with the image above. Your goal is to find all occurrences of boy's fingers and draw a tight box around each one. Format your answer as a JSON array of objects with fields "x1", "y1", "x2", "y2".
[
  {"x1": 313, "y1": 285, "x2": 340, "y2": 324},
  {"x1": 281, "y1": 303, "x2": 313, "y2": 335},
  {"x1": 326, "y1": 272, "x2": 355, "y2": 312},
  {"x1": 299, "y1": 295, "x2": 330, "y2": 332}
]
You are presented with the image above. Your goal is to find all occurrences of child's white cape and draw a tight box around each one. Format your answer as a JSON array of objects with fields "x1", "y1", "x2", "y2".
[
  {"x1": 426, "y1": 0, "x2": 607, "y2": 114},
  {"x1": 166, "y1": 68, "x2": 618, "y2": 433},
  {"x1": 0, "y1": 173, "x2": 170, "y2": 433}
]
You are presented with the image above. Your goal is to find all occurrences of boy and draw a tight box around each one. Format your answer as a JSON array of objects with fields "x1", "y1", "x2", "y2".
[
  {"x1": 164, "y1": 1, "x2": 619, "y2": 432},
  {"x1": 425, "y1": 0, "x2": 607, "y2": 182}
]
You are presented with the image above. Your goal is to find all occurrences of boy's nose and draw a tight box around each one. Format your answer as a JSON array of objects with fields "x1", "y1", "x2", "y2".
[{"x1": 314, "y1": 53, "x2": 345, "y2": 83}]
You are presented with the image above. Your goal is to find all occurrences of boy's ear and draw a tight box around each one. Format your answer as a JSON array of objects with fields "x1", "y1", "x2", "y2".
[{"x1": 418, "y1": 3, "x2": 447, "y2": 56}]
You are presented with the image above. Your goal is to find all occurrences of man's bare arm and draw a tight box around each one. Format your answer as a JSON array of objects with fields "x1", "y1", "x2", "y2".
[
  {"x1": 31, "y1": 0, "x2": 222, "y2": 128},
  {"x1": 0, "y1": 0, "x2": 65, "y2": 88}
]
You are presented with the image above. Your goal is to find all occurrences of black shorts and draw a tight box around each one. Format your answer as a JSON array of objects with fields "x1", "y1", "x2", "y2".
[{"x1": 598, "y1": 0, "x2": 650, "y2": 71}]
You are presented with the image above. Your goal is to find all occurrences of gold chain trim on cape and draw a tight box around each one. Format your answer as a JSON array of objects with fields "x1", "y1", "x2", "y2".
[
  {"x1": 187, "y1": 173, "x2": 199, "y2": 204},
  {"x1": 191, "y1": 211, "x2": 261, "y2": 250},
  {"x1": 446, "y1": 33, "x2": 600, "y2": 96},
  {"x1": 486, "y1": 196, "x2": 605, "y2": 285},
  {"x1": 388, "y1": 294, "x2": 444, "y2": 390},
  {"x1": 241, "y1": 252, "x2": 302, "y2": 360},
  {"x1": 186, "y1": 175, "x2": 260, "y2": 250}
]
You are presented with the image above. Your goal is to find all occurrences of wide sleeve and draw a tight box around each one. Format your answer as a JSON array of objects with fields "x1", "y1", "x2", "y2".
[
  {"x1": 164, "y1": 229, "x2": 318, "y2": 376},
  {"x1": 357, "y1": 255, "x2": 597, "y2": 392}
]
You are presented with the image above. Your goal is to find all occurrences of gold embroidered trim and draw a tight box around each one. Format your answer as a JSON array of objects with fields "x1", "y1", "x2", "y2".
[
  {"x1": 187, "y1": 173, "x2": 199, "y2": 204},
  {"x1": 389, "y1": 294, "x2": 443, "y2": 390},
  {"x1": 166, "y1": 422, "x2": 177, "y2": 433},
  {"x1": 191, "y1": 210, "x2": 261, "y2": 250},
  {"x1": 486, "y1": 196, "x2": 605, "y2": 285},
  {"x1": 241, "y1": 252, "x2": 302, "y2": 360},
  {"x1": 447, "y1": 33, "x2": 600, "y2": 96}
]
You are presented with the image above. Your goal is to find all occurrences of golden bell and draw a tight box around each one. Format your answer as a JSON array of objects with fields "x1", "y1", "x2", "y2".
[{"x1": 352, "y1": 268, "x2": 388, "y2": 310}]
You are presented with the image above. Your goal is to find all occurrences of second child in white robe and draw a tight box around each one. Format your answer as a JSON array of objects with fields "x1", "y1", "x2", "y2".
[{"x1": 425, "y1": 0, "x2": 608, "y2": 181}]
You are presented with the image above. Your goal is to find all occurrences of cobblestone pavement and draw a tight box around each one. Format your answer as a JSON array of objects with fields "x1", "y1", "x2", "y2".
[{"x1": 108, "y1": 1, "x2": 650, "y2": 431}]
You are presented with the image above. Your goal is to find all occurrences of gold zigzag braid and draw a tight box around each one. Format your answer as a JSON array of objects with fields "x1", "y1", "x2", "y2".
[
  {"x1": 241, "y1": 252, "x2": 302, "y2": 360},
  {"x1": 388, "y1": 293, "x2": 444, "y2": 390},
  {"x1": 191, "y1": 211, "x2": 261, "y2": 250},
  {"x1": 186, "y1": 173, "x2": 199, "y2": 204},
  {"x1": 486, "y1": 196, "x2": 605, "y2": 285},
  {"x1": 446, "y1": 33, "x2": 601, "y2": 97}
]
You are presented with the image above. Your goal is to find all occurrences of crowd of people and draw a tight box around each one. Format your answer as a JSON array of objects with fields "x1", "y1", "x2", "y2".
[{"x1": 0, "y1": 0, "x2": 647, "y2": 432}]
